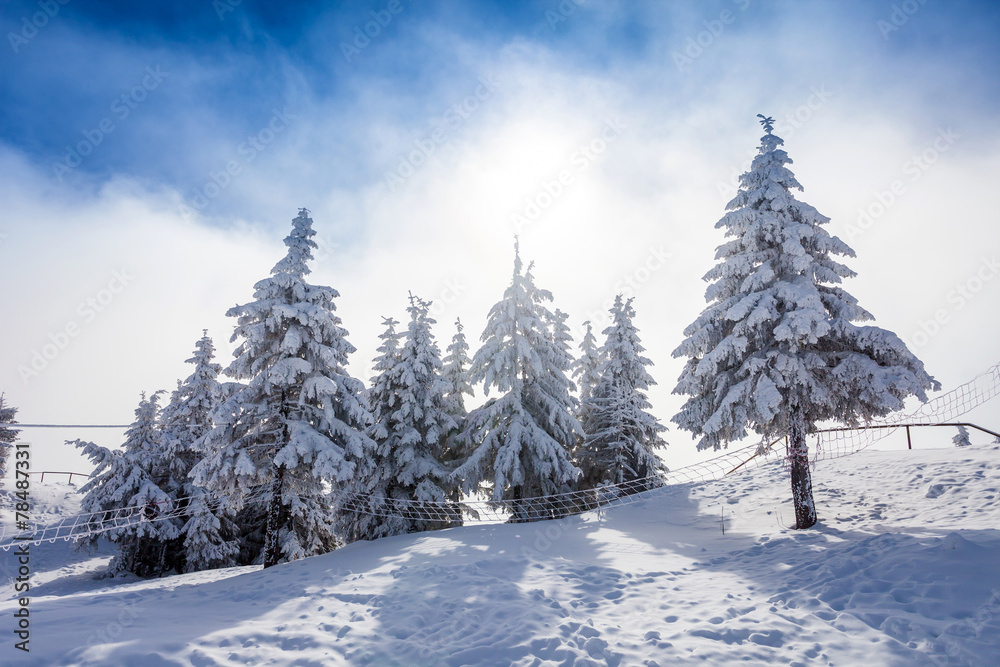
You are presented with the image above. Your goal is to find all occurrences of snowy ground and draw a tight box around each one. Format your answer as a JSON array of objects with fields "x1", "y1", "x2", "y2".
[{"x1": 3, "y1": 443, "x2": 1000, "y2": 666}]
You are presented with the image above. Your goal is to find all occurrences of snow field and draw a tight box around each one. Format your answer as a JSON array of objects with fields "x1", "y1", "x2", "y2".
[{"x1": 2, "y1": 443, "x2": 999, "y2": 665}]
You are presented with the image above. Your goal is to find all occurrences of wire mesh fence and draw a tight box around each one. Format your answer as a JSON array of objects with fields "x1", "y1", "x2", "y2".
[{"x1": 3, "y1": 360, "x2": 998, "y2": 550}]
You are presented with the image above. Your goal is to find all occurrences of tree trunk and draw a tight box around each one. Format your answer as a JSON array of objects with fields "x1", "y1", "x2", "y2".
[
  {"x1": 264, "y1": 394, "x2": 291, "y2": 568},
  {"x1": 788, "y1": 404, "x2": 817, "y2": 529},
  {"x1": 262, "y1": 466, "x2": 284, "y2": 568}
]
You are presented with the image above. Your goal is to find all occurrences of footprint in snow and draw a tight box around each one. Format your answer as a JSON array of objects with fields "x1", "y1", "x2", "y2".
[{"x1": 925, "y1": 484, "x2": 948, "y2": 499}]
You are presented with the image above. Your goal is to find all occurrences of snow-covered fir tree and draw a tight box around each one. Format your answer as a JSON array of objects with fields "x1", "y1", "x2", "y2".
[
  {"x1": 578, "y1": 296, "x2": 667, "y2": 494},
  {"x1": 953, "y1": 425, "x2": 972, "y2": 447},
  {"x1": 439, "y1": 317, "x2": 474, "y2": 476},
  {"x1": 547, "y1": 307, "x2": 576, "y2": 382},
  {"x1": 347, "y1": 296, "x2": 460, "y2": 539},
  {"x1": 156, "y1": 331, "x2": 239, "y2": 573},
  {"x1": 160, "y1": 332, "x2": 221, "y2": 498},
  {"x1": 441, "y1": 318, "x2": 473, "y2": 418},
  {"x1": 0, "y1": 393, "x2": 20, "y2": 489},
  {"x1": 455, "y1": 242, "x2": 581, "y2": 522},
  {"x1": 73, "y1": 391, "x2": 178, "y2": 577},
  {"x1": 192, "y1": 209, "x2": 375, "y2": 567},
  {"x1": 672, "y1": 115, "x2": 939, "y2": 529},
  {"x1": 571, "y1": 321, "x2": 603, "y2": 433},
  {"x1": 339, "y1": 316, "x2": 402, "y2": 541}
]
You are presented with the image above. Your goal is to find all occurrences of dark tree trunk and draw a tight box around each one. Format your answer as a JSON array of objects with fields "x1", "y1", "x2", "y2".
[
  {"x1": 262, "y1": 466, "x2": 284, "y2": 568},
  {"x1": 788, "y1": 404, "x2": 817, "y2": 529}
]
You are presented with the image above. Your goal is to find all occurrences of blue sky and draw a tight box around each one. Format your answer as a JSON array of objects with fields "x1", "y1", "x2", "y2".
[
  {"x1": 3, "y1": 0, "x2": 998, "y2": 223},
  {"x1": 2, "y1": 0, "x2": 999, "y2": 471}
]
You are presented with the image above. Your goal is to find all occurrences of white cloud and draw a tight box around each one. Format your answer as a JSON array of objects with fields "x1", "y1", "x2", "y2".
[{"x1": 3, "y1": 6, "x2": 999, "y2": 474}]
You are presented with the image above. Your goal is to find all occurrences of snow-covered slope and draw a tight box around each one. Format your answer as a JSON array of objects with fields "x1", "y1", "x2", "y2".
[{"x1": 3, "y1": 444, "x2": 1000, "y2": 666}]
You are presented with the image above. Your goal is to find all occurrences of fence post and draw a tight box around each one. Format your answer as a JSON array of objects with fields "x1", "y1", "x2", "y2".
[{"x1": 906, "y1": 425, "x2": 912, "y2": 450}]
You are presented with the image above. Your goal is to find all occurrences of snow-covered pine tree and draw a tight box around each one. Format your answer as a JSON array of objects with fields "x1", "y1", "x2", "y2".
[
  {"x1": 73, "y1": 391, "x2": 178, "y2": 577},
  {"x1": 573, "y1": 322, "x2": 602, "y2": 406},
  {"x1": 439, "y1": 318, "x2": 474, "y2": 478},
  {"x1": 0, "y1": 393, "x2": 20, "y2": 489},
  {"x1": 455, "y1": 241, "x2": 581, "y2": 522},
  {"x1": 192, "y1": 209, "x2": 375, "y2": 567},
  {"x1": 441, "y1": 318, "x2": 473, "y2": 418},
  {"x1": 571, "y1": 321, "x2": 603, "y2": 434},
  {"x1": 349, "y1": 296, "x2": 460, "y2": 539},
  {"x1": 339, "y1": 316, "x2": 404, "y2": 541},
  {"x1": 547, "y1": 308, "x2": 576, "y2": 381},
  {"x1": 160, "y1": 332, "x2": 221, "y2": 498},
  {"x1": 672, "y1": 115, "x2": 939, "y2": 529},
  {"x1": 578, "y1": 296, "x2": 667, "y2": 494},
  {"x1": 953, "y1": 425, "x2": 972, "y2": 447},
  {"x1": 156, "y1": 331, "x2": 239, "y2": 572}
]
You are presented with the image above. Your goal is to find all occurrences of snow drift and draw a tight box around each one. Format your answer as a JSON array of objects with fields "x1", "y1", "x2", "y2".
[{"x1": 3, "y1": 443, "x2": 999, "y2": 665}]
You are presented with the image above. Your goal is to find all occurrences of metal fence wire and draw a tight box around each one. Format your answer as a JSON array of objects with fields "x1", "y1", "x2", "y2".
[{"x1": 2, "y1": 360, "x2": 998, "y2": 550}]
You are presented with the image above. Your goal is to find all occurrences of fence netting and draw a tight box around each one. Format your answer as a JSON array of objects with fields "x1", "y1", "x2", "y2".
[{"x1": 3, "y1": 360, "x2": 998, "y2": 550}]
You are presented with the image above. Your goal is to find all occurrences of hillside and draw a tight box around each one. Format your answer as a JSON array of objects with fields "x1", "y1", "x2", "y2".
[{"x1": 3, "y1": 443, "x2": 1000, "y2": 666}]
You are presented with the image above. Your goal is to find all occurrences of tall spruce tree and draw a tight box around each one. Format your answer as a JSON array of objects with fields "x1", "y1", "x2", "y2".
[
  {"x1": 0, "y1": 394, "x2": 20, "y2": 489},
  {"x1": 578, "y1": 296, "x2": 667, "y2": 493},
  {"x1": 455, "y1": 242, "x2": 581, "y2": 521},
  {"x1": 350, "y1": 296, "x2": 460, "y2": 539},
  {"x1": 340, "y1": 316, "x2": 403, "y2": 541},
  {"x1": 547, "y1": 308, "x2": 576, "y2": 382},
  {"x1": 192, "y1": 209, "x2": 375, "y2": 567},
  {"x1": 74, "y1": 391, "x2": 177, "y2": 577},
  {"x1": 156, "y1": 331, "x2": 239, "y2": 573},
  {"x1": 441, "y1": 318, "x2": 473, "y2": 419},
  {"x1": 672, "y1": 116, "x2": 939, "y2": 529},
  {"x1": 572, "y1": 321, "x2": 603, "y2": 438},
  {"x1": 160, "y1": 332, "x2": 221, "y2": 499},
  {"x1": 573, "y1": 322, "x2": 602, "y2": 406}
]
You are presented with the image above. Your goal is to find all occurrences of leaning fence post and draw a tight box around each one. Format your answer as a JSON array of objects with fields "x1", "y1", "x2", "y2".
[{"x1": 906, "y1": 425, "x2": 912, "y2": 450}]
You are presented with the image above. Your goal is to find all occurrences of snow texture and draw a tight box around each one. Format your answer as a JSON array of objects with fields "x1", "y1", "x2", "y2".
[{"x1": 7, "y1": 443, "x2": 1000, "y2": 665}]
